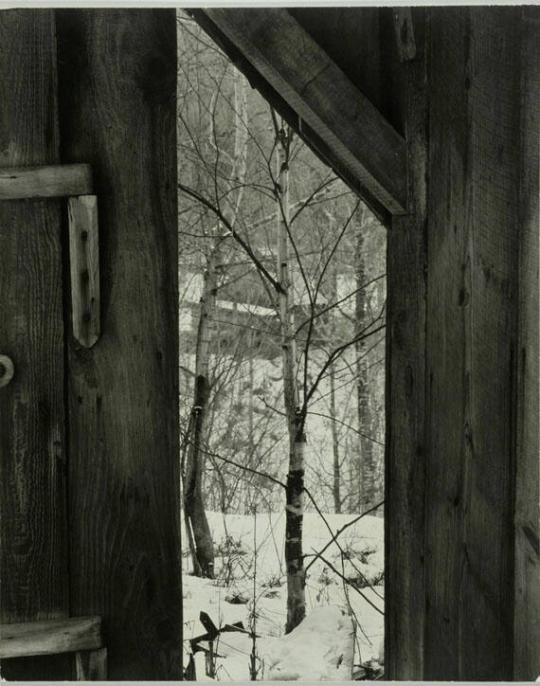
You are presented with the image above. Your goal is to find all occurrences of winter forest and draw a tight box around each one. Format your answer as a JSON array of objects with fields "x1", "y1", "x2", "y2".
[{"x1": 177, "y1": 13, "x2": 386, "y2": 681}]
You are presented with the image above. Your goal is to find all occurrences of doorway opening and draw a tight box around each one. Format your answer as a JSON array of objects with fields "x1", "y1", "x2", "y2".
[{"x1": 177, "y1": 11, "x2": 386, "y2": 681}]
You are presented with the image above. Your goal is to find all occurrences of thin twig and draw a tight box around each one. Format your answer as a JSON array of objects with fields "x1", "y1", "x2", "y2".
[
  {"x1": 304, "y1": 500, "x2": 384, "y2": 574},
  {"x1": 311, "y1": 552, "x2": 384, "y2": 616}
]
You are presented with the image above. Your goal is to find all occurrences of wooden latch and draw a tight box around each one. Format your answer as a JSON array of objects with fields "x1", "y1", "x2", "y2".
[{"x1": 0, "y1": 164, "x2": 100, "y2": 348}]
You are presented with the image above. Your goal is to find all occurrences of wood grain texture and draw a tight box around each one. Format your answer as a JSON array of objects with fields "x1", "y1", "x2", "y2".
[
  {"x1": 514, "y1": 6, "x2": 540, "y2": 680},
  {"x1": 203, "y1": 8, "x2": 407, "y2": 215},
  {"x1": 0, "y1": 10, "x2": 70, "y2": 680},
  {"x1": 56, "y1": 10, "x2": 182, "y2": 679},
  {"x1": 385, "y1": 8, "x2": 427, "y2": 679},
  {"x1": 68, "y1": 195, "x2": 100, "y2": 348},
  {"x1": 425, "y1": 8, "x2": 521, "y2": 679},
  {"x1": 0, "y1": 164, "x2": 92, "y2": 199},
  {"x1": 75, "y1": 647, "x2": 107, "y2": 680},
  {"x1": 289, "y1": 8, "x2": 393, "y2": 129},
  {"x1": 393, "y1": 9, "x2": 416, "y2": 63},
  {"x1": 0, "y1": 617, "x2": 102, "y2": 658}
]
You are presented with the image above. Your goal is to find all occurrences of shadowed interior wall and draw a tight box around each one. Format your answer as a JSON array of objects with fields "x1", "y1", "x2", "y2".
[
  {"x1": 423, "y1": 8, "x2": 520, "y2": 679},
  {"x1": 56, "y1": 10, "x2": 182, "y2": 679},
  {"x1": 387, "y1": 7, "x2": 539, "y2": 680}
]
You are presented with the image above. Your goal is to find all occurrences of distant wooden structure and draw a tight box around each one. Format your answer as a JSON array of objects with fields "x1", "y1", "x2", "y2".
[{"x1": 0, "y1": 7, "x2": 538, "y2": 681}]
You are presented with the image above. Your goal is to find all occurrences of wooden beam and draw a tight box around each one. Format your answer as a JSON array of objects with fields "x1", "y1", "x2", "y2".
[
  {"x1": 288, "y1": 8, "x2": 393, "y2": 129},
  {"x1": 0, "y1": 617, "x2": 102, "y2": 659},
  {"x1": 56, "y1": 9, "x2": 182, "y2": 679},
  {"x1": 424, "y1": 9, "x2": 520, "y2": 679},
  {"x1": 202, "y1": 8, "x2": 408, "y2": 215},
  {"x1": 0, "y1": 164, "x2": 92, "y2": 199},
  {"x1": 68, "y1": 195, "x2": 100, "y2": 348},
  {"x1": 386, "y1": 7, "x2": 427, "y2": 679}
]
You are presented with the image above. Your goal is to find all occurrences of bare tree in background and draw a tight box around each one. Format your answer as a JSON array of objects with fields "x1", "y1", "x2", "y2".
[
  {"x1": 180, "y1": 33, "x2": 249, "y2": 577},
  {"x1": 177, "y1": 14, "x2": 386, "y2": 630},
  {"x1": 354, "y1": 206, "x2": 385, "y2": 512}
]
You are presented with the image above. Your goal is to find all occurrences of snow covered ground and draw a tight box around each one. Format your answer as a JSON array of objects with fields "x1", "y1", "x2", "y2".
[{"x1": 183, "y1": 510, "x2": 384, "y2": 681}]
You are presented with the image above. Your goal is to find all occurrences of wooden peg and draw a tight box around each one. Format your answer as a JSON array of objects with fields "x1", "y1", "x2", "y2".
[{"x1": 68, "y1": 195, "x2": 100, "y2": 348}]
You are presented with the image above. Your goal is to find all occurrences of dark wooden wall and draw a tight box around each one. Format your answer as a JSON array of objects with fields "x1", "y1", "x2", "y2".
[
  {"x1": 1, "y1": 9, "x2": 182, "y2": 680},
  {"x1": 0, "y1": 10, "x2": 71, "y2": 679},
  {"x1": 424, "y1": 9, "x2": 519, "y2": 678},
  {"x1": 514, "y1": 7, "x2": 540, "y2": 679},
  {"x1": 384, "y1": 7, "x2": 539, "y2": 680}
]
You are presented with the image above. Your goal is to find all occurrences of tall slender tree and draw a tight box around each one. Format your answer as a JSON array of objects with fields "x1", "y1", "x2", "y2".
[
  {"x1": 275, "y1": 121, "x2": 306, "y2": 631},
  {"x1": 183, "y1": 63, "x2": 248, "y2": 577}
]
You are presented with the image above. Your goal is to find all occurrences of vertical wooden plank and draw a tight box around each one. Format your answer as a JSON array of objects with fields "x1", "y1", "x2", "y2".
[
  {"x1": 0, "y1": 9, "x2": 70, "y2": 680},
  {"x1": 514, "y1": 7, "x2": 540, "y2": 680},
  {"x1": 75, "y1": 647, "x2": 107, "y2": 680},
  {"x1": 425, "y1": 8, "x2": 520, "y2": 679},
  {"x1": 68, "y1": 195, "x2": 100, "y2": 348},
  {"x1": 56, "y1": 10, "x2": 182, "y2": 679},
  {"x1": 385, "y1": 8, "x2": 427, "y2": 679},
  {"x1": 425, "y1": 12, "x2": 470, "y2": 676}
]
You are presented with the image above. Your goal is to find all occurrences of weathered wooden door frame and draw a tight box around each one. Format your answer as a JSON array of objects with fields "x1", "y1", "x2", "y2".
[{"x1": 192, "y1": 7, "x2": 539, "y2": 681}]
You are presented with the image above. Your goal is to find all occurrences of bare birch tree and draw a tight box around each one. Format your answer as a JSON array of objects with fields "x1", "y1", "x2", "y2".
[{"x1": 274, "y1": 120, "x2": 307, "y2": 631}]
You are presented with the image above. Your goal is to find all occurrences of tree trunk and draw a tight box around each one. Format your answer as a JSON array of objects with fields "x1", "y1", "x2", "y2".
[
  {"x1": 328, "y1": 263, "x2": 341, "y2": 514},
  {"x1": 329, "y1": 360, "x2": 341, "y2": 514},
  {"x1": 276, "y1": 125, "x2": 306, "y2": 633},
  {"x1": 355, "y1": 210, "x2": 377, "y2": 512},
  {"x1": 184, "y1": 247, "x2": 219, "y2": 578},
  {"x1": 184, "y1": 69, "x2": 249, "y2": 578},
  {"x1": 286, "y1": 415, "x2": 306, "y2": 633}
]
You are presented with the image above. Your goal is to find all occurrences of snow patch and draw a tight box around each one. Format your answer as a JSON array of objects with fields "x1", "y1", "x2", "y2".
[
  {"x1": 183, "y1": 510, "x2": 384, "y2": 681},
  {"x1": 262, "y1": 606, "x2": 355, "y2": 681}
]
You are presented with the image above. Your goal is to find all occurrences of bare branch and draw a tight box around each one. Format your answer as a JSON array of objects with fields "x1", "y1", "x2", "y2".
[
  {"x1": 304, "y1": 500, "x2": 384, "y2": 574},
  {"x1": 307, "y1": 410, "x2": 385, "y2": 447}
]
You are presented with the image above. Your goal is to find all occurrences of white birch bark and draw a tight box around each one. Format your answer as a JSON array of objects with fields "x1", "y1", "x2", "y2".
[{"x1": 276, "y1": 125, "x2": 306, "y2": 633}]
